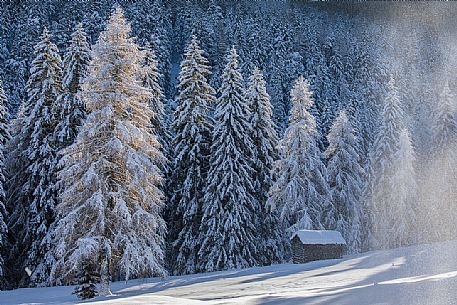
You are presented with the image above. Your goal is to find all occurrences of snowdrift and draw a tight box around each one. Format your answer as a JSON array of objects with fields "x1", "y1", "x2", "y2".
[{"x1": 2, "y1": 240, "x2": 457, "y2": 305}]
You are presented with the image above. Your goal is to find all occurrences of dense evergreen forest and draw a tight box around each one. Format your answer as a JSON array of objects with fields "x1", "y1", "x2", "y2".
[{"x1": 0, "y1": 0, "x2": 456, "y2": 298}]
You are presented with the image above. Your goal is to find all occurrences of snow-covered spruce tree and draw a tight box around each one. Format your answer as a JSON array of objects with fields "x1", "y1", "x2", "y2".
[
  {"x1": 366, "y1": 77, "x2": 401, "y2": 250},
  {"x1": 35, "y1": 22, "x2": 91, "y2": 288},
  {"x1": 267, "y1": 76, "x2": 331, "y2": 238},
  {"x1": 246, "y1": 67, "x2": 284, "y2": 265},
  {"x1": 26, "y1": 28, "x2": 64, "y2": 286},
  {"x1": 6, "y1": 28, "x2": 63, "y2": 287},
  {"x1": 72, "y1": 258, "x2": 98, "y2": 300},
  {"x1": 141, "y1": 42, "x2": 169, "y2": 148},
  {"x1": 51, "y1": 7, "x2": 166, "y2": 294},
  {"x1": 325, "y1": 110, "x2": 364, "y2": 253},
  {"x1": 54, "y1": 23, "x2": 90, "y2": 147},
  {"x1": 266, "y1": 24, "x2": 294, "y2": 136},
  {"x1": 127, "y1": 0, "x2": 173, "y2": 98},
  {"x1": 148, "y1": 1, "x2": 173, "y2": 98},
  {"x1": 168, "y1": 35, "x2": 215, "y2": 275},
  {"x1": 197, "y1": 47, "x2": 259, "y2": 273},
  {"x1": 367, "y1": 76, "x2": 416, "y2": 250},
  {"x1": 391, "y1": 128, "x2": 418, "y2": 245},
  {"x1": 0, "y1": 82, "x2": 10, "y2": 143},
  {"x1": 432, "y1": 80, "x2": 457, "y2": 156},
  {"x1": 3, "y1": 107, "x2": 28, "y2": 288},
  {"x1": 140, "y1": 41, "x2": 171, "y2": 206},
  {"x1": 0, "y1": 80, "x2": 10, "y2": 286},
  {"x1": 420, "y1": 80, "x2": 457, "y2": 242},
  {"x1": 205, "y1": 0, "x2": 225, "y2": 64}
]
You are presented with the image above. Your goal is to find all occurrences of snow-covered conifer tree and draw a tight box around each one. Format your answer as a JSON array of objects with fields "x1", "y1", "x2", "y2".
[
  {"x1": 246, "y1": 67, "x2": 284, "y2": 265},
  {"x1": 72, "y1": 258, "x2": 98, "y2": 299},
  {"x1": 367, "y1": 76, "x2": 402, "y2": 250},
  {"x1": 391, "y1": 129, "x2": 418, "y2": 245},
  {"x1": 432, "y1": 80, "x2": 457, "y2": 155},
  {"x1": 141, "y1": 42, "x2": 169, "y2": 147},
  {"x1": 325, "y1": 110, "x2": 364, "y2": 253},
  {"x1": 368, "y1": 76, "x2": 417, "y2": 249},
  {"x1": 205, "y1": 0, "x2": 225, "y2": 63},
  {"x1": 420, "y1": 80, "x2": 457, "y2": 241},
  {"x1": 168, "y1": 35, "x2": 215, "y2": 275},
  {"x1": 35, "y1": 22, "x2": 91, "y2": 287},
  {"x1": 6, "y1": 28, "x2": 63, "y2": 287},
  {"x1": 0, "y1": 82, "x2": 10, "y2": 143},
  {"x1": 267, "y1": 76, "x2": 331, "y2": 237},
  {"x1": 140, "y1": 41, "x2": 171, "y2": 192},
  {"x1": 267, "y1": 24, "x2": 294, "y2": 136},
  {"x1": 0, "y1": 80, "x2": 10, "y2": 284},
  {"x1": 25, "y1": 29, "x2": 64, "y2": 286},
  {"x1": 3, "y1": 107, "x2": 28, "y2": 287},
  {"x1": 54, "y1": 23, "x2": 90, "y2": 147},
  {"x1": 51, "y1": 7, "x2": 166, "y2": 294},
  {"x1": 197, "y1": 47, "x2": 259, "y2": 272}
]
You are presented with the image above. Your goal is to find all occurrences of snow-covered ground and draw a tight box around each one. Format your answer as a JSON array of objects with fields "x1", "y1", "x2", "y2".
[{"x1": 2, "y1": 240, "x2": 457, "y2": 305}]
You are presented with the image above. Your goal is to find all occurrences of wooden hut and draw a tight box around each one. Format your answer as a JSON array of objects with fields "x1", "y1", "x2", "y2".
[{"x1": 290, "y1": 230, "x2": 346, "y2": 264}]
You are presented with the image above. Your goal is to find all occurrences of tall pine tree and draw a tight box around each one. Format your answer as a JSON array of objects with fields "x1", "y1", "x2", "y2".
[
  {"x1": 432, "y1": 80, "x2": 457, "y2": 156},
  {"x1": 367, "y1": 76, "x2": 416, "y2": 249},
  {"x1": 55, "y1": 23, "x2": 90, "y2": 147},
  {"x1": 391, "y1": 128, "x2": 418, "y2": 245},
  {"x1": 37, "y1": 22, "x2": 91, "y2": 287},
  {"x1": 197, "y1": 47, "x2": 259, "y2": 272},
  {"x1": 168, "y1": 35, "x2": 216, "y2": 275},
  {"x1": 51, "y1": 8, "x2": 166, "y2": 294},
  {"x1": 6, "y1": 28, "x2": 63, "y2": 287},
  {"x1": 267, "y1": 76, "x2": 331, "y2": 237},
  {"x1": 141, "y1": 41, "x2": 170, "y2": 209},
  {"x1": 325, "y1": 110, "x2": 364, "y2": 253},
  {"x1": 25, "y1": 28, "x2": 64, "y2": 286},
  {"x1": 141, "y1": 41, "x2": 169, "y2": 148},
  {"x1": 420, "y1": 80, "x2": 457, "y2": 242},
  {"x1": 246, "y1": 67, "x2": 284, "y2": 265}
]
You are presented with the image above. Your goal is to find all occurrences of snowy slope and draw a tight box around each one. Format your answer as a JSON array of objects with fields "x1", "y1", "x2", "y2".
[{"x1": 2, "y1": 240, "x2": 457, "y2": 305}]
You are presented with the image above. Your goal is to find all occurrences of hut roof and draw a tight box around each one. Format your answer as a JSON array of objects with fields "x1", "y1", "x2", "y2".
[{"x1": 291, "y1": 230, "x2": 346, "y2": 245}]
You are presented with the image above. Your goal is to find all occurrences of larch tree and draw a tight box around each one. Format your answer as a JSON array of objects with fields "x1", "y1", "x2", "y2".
[
  {"x1": 325, "y1": 110, "x2": 364, "y2": 253},
  {"x1": 267, "y1": 76, "x2": 331, "y2": 238},
  {"x1": 246, "y1": 67, "x2": 284, "y2": 265},
  {"x1": 168, "y1": 35, "x2": 216, "y2": 275},
  {"x1": 6, "y1": 28, "x2": 63, "y2": 287},
  {"x1": 51, "y1": 7, "x2": 166, "y2": 296},
  {"x1": 197, "y1": 47, "x2": 259, "y2": 273},
  {"x1": 0, "y1": 80, "x2": 10, "y2": 285}
]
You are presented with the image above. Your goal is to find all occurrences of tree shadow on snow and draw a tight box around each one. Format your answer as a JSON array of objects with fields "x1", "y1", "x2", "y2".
[{"x1": 253, "y1": 243, "x2": 457, "y2": 305}]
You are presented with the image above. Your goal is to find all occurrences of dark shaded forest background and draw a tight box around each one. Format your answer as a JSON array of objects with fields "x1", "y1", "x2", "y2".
[{"x1": 0, "y1": 1, "x2": 455, "y2": 155}]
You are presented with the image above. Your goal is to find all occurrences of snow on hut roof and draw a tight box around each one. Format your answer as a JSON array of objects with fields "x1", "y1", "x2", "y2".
[{"x1": 291, "y1": 230, "x2": 346, "y2": 245}]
